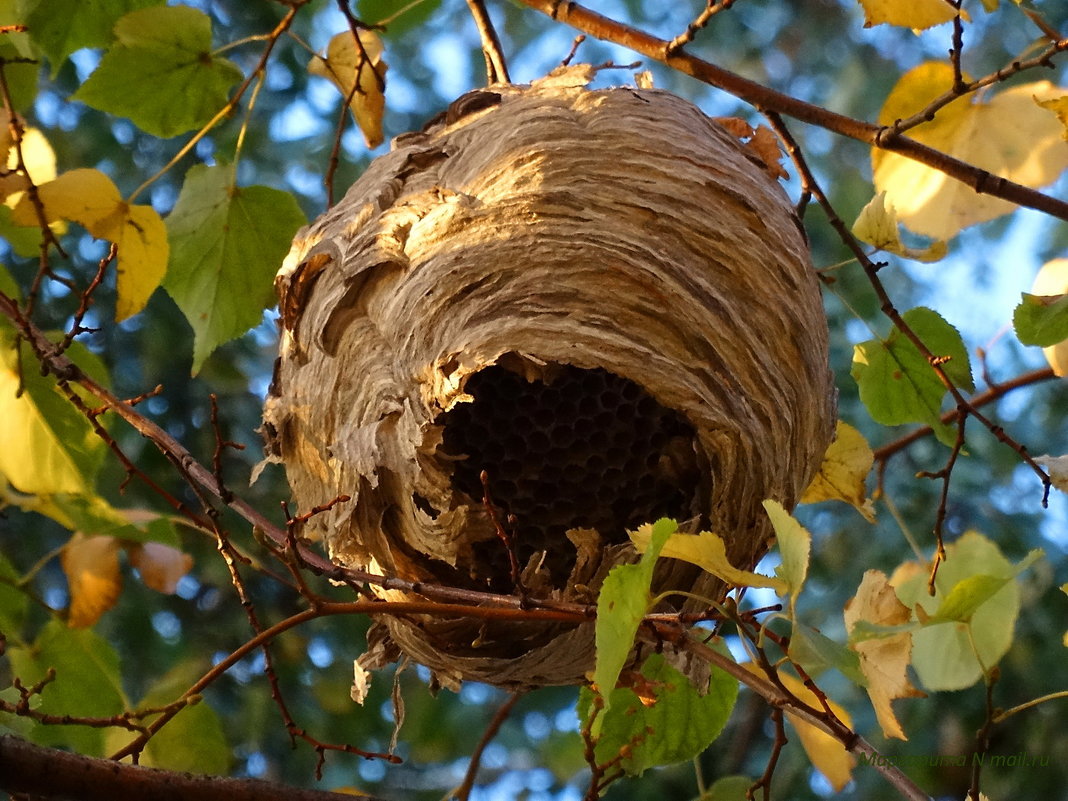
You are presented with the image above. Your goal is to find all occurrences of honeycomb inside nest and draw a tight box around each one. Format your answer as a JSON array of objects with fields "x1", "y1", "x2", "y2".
[{"x1": 436, "y1": 363, "x2": 705, "y2": 587}]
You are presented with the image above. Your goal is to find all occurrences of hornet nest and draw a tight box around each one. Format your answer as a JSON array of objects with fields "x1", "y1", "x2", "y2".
[{"x1": 260, "y1": 66, "x2": 836, "y2": 690}]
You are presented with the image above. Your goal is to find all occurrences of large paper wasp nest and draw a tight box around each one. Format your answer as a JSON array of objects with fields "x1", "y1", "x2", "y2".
[{"x1": 261, "y1": 67, "x2": 835, "y2": 690}]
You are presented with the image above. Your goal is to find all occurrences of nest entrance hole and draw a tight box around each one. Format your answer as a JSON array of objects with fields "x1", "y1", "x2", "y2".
[{"x1": 436, "y1": 362, "x2": 703, "y2": 586}]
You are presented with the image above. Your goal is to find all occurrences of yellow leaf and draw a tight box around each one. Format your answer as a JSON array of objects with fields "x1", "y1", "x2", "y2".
[
  {"x1": 801, "y1": 421, "x2": 877, "y2": 522},
  {"x1": 740, "y1": 662, "x2": 855, "y2": 791},
  {"x1": 108, "y1": 203, "x2": 169, "y2": 321},
  {"x1": 1, "y1": 125, "x2": 57, "y2": 204},
  {"x1": 1030, "y1": 258, "x2": 1068, "y2": 376},
  {"x1": 855, "y1": 0, "x2": 962, "y2": 30},
  {"x1": 851, "y1": 192, "x2": 947, "y2": 263},
  {"x1": 12, "y1": 169, "x2": 168, "y2": 320},
  {"x1": 873, "y1": 62, "x2": 1068, "y2": 239},
  {"x1": 61, "y1": 533, "x2": 122, "y2": 628},
  {"x1": 309, "y1": 30, "x2": 388, "y2": 149},
  {"x1": 629, "y1": 524, "x2": 787, "y2": 593},
  {"x1": 1037, "y1": 95, "x2": 1068, "y2": 140},
  {"x1": 845, "y1": 570, "x2": 925, "y2": 740},
  {"x1": 127, "y1": 542, "x2": 192, "y2": 594}
]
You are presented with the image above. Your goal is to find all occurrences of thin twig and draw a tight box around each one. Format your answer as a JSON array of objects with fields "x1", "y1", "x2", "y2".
[
  {"x1": 454, "y1": 691, "x2": 525, "y2": 800},
  {"x1": 466, "y1": 0, "x2": 510, "y2": 84},
  {"x1": 665, "y1": 0, "x2": 735, "y2": 56}
]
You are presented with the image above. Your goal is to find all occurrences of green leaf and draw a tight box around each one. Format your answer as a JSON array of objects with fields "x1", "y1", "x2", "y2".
[
  {"x1": 0, "y1": 39, "x2": 39, "y2": 110},
  {"x1": 0, "y1": 262, "x2": 20, "y2": 300},
  {"x1": 0, "y1": 685, "x2": 40, "y2": 737},
  {"x1": 22, "y1": 0, "x2": 163, "y2": 77},
  {"x1": 590, "y1": 518, "x2": 674, "y2": 735},
  {"x1": 701, "y1": 775, "x2": 756, "y2": 801},
  {"x1": 763, "y1": 499, "x2": 810, "y2": 614},
  {"x1": 788, "y1": 624, "x2": 865, "y2": 687},
  {"x1": 580, "y1": 650, "x2": 738, "y2": 776},
  {"x1": 359, "y1": 0, "x2": 441, "y2": 31},
  {"x1": 71, "y1": 6, "x2": 243, "y2": 138},
  {"x1": 109, "y1": 660, "x2": 229, "y2": 774},
  {"x1": 0, "y1": 551, "x2": 28, "y2": 638},
  {"x1": 851, "y1": 306, "x2": 973, "y2": 437},
  {"x1": 6, "y1": 620, "x2": 126, "y2": 755},
  {"x1": 0, "y1": 205, "x2": 45, "y2": 259},
  {"x1": 48, "y1": 495, "x2": 181, "y2": 547},
  {"x1": 163, "y1": 165, "x2": 306, "y2": 372},
  {"x1": 1013, "y1": 292, "x2": 1068, "y2": 347},
  {"x1": 0, "y1": 331, "x2": 105, "y2": 494},
  {"x1": 894, "y1": 532, "x2": 1038, "y2": 691}
]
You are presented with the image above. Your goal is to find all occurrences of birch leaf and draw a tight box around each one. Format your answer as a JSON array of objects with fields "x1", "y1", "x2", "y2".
[
  {"x1": 61, "y1": 533, "x2": 122, "y2": 628},
  {"x1": 855, "y1": 0, "x2": 960, "y2": 30},
  {"x1": 309, "y1": 30, "x2": 388, "y2": 148},
  {"x1": 630, "y1": 526, "x2": 786, "y2": 593},
  {"x1": 851, "y1": 191, "x2": 947, "y2": 262},
  {"x1": 801, "y1": 421, "x2": 876, "y2": 522}
]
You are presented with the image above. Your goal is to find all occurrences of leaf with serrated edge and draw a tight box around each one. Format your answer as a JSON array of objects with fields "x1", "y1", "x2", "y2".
[
  {"x1": 630, "y1": 526, "x2": 786, "y2": 593},
  {"x1": 873, "y1": 62, "x2": 1068, "y2": 239},
  {"x1": 591, "y1": 518, "x2": 674, "y2": 735},
  {"x1": 845, "y1": 570, "x2": 923, "y2": 740},
  {"x1": 801, "y1": 421, "x2": 876, "y2": 521},
  {"x1": 763, "y1": 499, "x2": 810, "y2": 613},
  {"x1": 855, "y1": 0, "x2": 961, "y2": 30},
  {"x1": 1028, "y1": 258, "x2": 1068, "y2": 375},
  {"x1": 851, "y1": 192, "x2": 946, "y2": 262},
  {"x1": 164, "y1": 165, "x2": 305, "y2": 372}
]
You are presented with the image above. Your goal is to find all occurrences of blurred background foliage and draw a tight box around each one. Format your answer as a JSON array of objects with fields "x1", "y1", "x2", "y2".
[{"x1": 1, "y1": 1, "x2": 1067, "y2": 799}]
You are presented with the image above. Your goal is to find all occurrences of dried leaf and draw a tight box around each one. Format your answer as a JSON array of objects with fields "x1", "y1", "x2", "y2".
[
  {"x1": 845, "y1": 570, "x2": 924, "y2": 740},
  {"x1": 61, "y1": 534, "x2": 122, "y2": 628},
  {"x1": 127, "y1": 542, "x2": 192, "y2": 594},
  {"x1": 351, "y1": 659, "x2": 372, "y2": 705},
  {"x1": 801, "y1": 421, "x2": 876, "y2": 521},
  {"x1": 309, "y1": 30, "x2": 387, "y2": 148}
]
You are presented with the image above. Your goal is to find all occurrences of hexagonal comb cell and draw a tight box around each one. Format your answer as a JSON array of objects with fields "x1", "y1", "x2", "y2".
[{"x1": 437, "y1": 363, "x2": 705, "y2": 586}]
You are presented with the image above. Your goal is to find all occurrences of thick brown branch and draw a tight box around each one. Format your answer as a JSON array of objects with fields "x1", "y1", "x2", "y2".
[
  {"x1": 0, "y1": 734, "x2": 384, "y2": 801},
  {"x1": 515, "y1": 0, "x2": 1068, "y2": 223}
]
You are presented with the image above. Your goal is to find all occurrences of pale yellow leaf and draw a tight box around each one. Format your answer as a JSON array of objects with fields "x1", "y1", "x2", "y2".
[
  {"x1": 127, "y1": 542, "x2": 192, "y2": 594},
  {"x1": 1037, "y1": 95, "x2": 1068, "y2": 140},
  {"x1": 855, "y1": 0, "x2": 962, "y2": 30},
  {"x1": 801, "y1": 421, "x2": 877, "y2": 521},
  {"x1": 629, "y1": 525, "x2": 787, "y2": 592},
  {"x1": 845, "y1": 570, "x2": 925, "y2": 740},
  {"x1": 873, "y1": 62, "x2": 1068, "y2": 239},
  {"x1": 740, "y1": 662, "x2": 855, "y2": 791},
  {"x1": 763, "y1": 499, "x2": 810, "y2": 612},
  {"x1": 1, "y1": 126, "x2": 57, "y2": 204},
  {"x1": 309, "y1": 30, "x2": 387, "y2": 148},
  {"x1": 1030, "y1": 258, "x2": 1068, "y2": 376},
  {"x1": 1034, "y1": 455, "x2": 1068, "y2": 494},
  {"x1": 61, "y1": 533, "x2": 122, "y2": 628},
  {"x1": 851, "y1": 192, "x2": 947, "y2": 263}
]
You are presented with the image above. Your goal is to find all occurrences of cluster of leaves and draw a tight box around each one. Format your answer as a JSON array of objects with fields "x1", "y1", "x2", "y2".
[{"x1": 0, "y1": 0, "x2": 1067, "y2": 800}]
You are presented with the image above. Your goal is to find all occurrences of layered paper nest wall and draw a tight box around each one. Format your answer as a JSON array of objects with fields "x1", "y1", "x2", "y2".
[{"x1": 261, "y1": 67, "x2": 836, "y2": 690}]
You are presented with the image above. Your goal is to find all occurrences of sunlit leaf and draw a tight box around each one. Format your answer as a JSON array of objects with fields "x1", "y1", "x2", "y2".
[
  {"x1": 851, "y1": 306, "x2": 973, "y2": 438},
  {"x1": 591, "y1": 518, "x2": 673, "y2": 735},
  {"x1": 1024, "y1": 257, "x2": 1068, "y2": 375},
  {"x1": 801, "y1": 421, "x2": 876, "y2": 521},
  {"x1": 163, "y1": 164, "x2": 306, "y2": 372},
  {"x1": 10, "y1": 168, "x2": 168, "y2": 319},
  {"x1": 61, "y1": 533, "x2": 122, "y2": 628},
  {"x1": 873, "y1": 62, "x2": 1068, "y2": 239},
  {"x1": 309, "y1": 29, "x2": 388, "y2": 148},
  {"x1": 579, "y1": 650, "x2": 737, "y2": 776},
  {"x1": 851, "y1": 191, "x2": 947, "y2": 262},
  {"x1": 22, "y1": 0, "x2": 163, "y2": 77},
  {"x1": 763, "y1": 499, "x2": 810, "y2": 613},
  {"x1": 854, "y1": 0, "x2": 961, "y2": 30},
  {"x1": 1035, "y1": 455, "x2": 1068, "y2": 494},
  {"x1": 844, "y1": 570, "x2": 923, "y2": 740},
  {"x1": 0, "y1": 332, "x2": 104, "y2": 495},
  {"x1": 72, "y1": 6, "x2": 243, "y2": 138},
  {"x1": 1, "y1": 123, "x2": 56, "y2": 203},
  {"x1": 1036, "y1": 95, "x2": 1068, "y2": 140},
  {"x1": 6, "y1": 620, "x2": 126, "y2": 755},
  {"x1": 630, "y1": 525, "x2": 786, "y2": 593}
]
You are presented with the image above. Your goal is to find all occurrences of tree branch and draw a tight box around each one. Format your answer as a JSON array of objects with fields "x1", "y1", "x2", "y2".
[
  {"x1": 514, "y1": 0, "x2": 1068, "y2": 224},
  {"x1": 0, "y1": 735, "x2": 385, "y2": 801}
]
